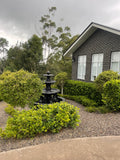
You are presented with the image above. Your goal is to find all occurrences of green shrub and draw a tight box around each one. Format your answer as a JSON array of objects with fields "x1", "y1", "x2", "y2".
[
  {"x1": 0, "y1": 70, "x2": 43, "y2": 108},
  {"x1": 64, "y1": 80, "x2": 102, "y2": 105},
  {"x1": 0, "y1": 102, "x2": 80, "y2": 139},
  {"x1": 102, "y1": 79, "x2": 120, "y2": 112},
  {"x1": 5, "y1": 105, "x2": 17, "y2": 116},
  {"x1": 94, "y1": 70, "x2": 119, "y2": 93},
  {"x1": 61, "y1": 95, "x2": 97, "y2": 107},
  {"x1": 85, "y1": 106, "x2": 110, "y2": 114}
]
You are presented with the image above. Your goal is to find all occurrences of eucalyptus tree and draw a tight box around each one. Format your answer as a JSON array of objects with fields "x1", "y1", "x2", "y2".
[
  {"x1": 0, "y1": 37, "x2": 8, "y2": 73},
  {"x1": 0, "y1": 37, "x2": 8, "y2": 57},
  {"x1": 37, "y1": 6, "x2": 73, "y2": 60}
]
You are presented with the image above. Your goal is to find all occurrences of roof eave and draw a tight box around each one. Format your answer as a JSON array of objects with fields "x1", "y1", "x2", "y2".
[{"x1": 64, "y1": 22, "x2": 120, "y2": 57}]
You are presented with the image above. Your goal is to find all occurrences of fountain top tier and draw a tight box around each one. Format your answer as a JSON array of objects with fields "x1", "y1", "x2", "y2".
[{"x1": 43, "y1": 71, "x2": 59, "y2": 93}]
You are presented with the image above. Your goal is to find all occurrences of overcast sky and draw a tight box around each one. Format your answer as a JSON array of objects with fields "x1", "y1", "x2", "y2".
[{"x1": 1, "y1": 0, "x2": 120, "y2": 47}]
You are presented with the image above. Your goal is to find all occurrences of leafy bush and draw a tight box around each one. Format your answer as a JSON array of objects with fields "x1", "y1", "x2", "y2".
[
  {"x1": 0, "y1": 70, "x2": 43, "y2": 107},
  {"x1": 94, "y1": 70, "x2": 119, "y2": 93},
  {"x1": 85, "y1": 106, "x2": 111, "y2": 114},
  {"x1": 55, "y1": 72, "x2": 68, "y2": 95},
  {"x1": 64, "y1": 80, "x2": 102, "y2": 105},
  {"x1": 5, "y1": 105, "x2": 17, "y2": 116},
  {"x1": 0, "y1": 102, "x2": 80, "y2": 139},
  {"x1": 102, "y1": 79, "x2": 120, "y2": 112},
  {"x1": 61, "y1": 95, "x2": 97, "y2": 107}
]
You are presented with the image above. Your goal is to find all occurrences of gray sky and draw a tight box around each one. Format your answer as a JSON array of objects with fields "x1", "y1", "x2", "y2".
[{"x1": 0, "y1": 0, "x2": 120, "y2": 47}]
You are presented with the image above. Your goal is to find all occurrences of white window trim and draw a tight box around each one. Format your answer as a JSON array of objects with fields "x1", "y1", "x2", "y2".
[
  {"x1": 77, "y1": 55, "x2": 86, "y2": 80},
  {"x1": 111, "y1": 51, "x2": 120, "y2": 74},
  {"x1": 91, "y1": 53, "x2": 104, "y2": 81}
]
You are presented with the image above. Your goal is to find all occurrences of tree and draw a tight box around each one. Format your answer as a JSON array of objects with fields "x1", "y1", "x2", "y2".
[
  {"x1": 45, "y1": 34, "x2": 79, "y2": 78},
  {"x1": 0, "y1": 37, "x2": 8, "y2": 57},
  {"x1": 23, "y1": 34, "x2": 43, "y2": 73},
  {"x1": 37, "y1": 6, "x2": 75, "y2": 60},
  {"x1": 0, "y1": 70, "x2": 43, "y2": 107},
  {"x1": 0, "y1": 37, "x2": 8, "y2": 73},
  {"x1": 6, "y1": 44, "x2": 25, "y2": 71},
  {"x1": 6, "y1": 35, "x2": 43, "y2": 74},
  {"x1": 55, "y1": 72, "x2": 68, "y2": 95}
]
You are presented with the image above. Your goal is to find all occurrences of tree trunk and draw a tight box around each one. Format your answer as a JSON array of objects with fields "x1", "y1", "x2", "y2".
[{"x1": 61, "y1": 85, "x2": 63, "y2": 95}]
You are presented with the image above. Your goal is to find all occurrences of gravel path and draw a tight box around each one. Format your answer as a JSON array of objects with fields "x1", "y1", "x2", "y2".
[{"x1": 0, "y1": 100, "x2": 120, "y2": 152}]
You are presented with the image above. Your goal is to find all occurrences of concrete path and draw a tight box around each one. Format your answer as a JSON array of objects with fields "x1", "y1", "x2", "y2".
[{"x1": 0, "y1": 136, "x2": 120, "y2": 160}]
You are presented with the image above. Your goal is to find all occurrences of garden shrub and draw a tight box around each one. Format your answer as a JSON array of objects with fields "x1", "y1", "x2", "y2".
[
  {"x1": 0, "y1": 102, "x2": 80, "y2": 139},
  {"x1": 0, "y1": 70, "x2": 43, "y2": 108},
  {"x1": 61, "y1": 95, "x2": 97, "y2": 107},
  {"x1": 94, "y1": 70, "x2": 119, "y2": 93},
  {"x1": 64, "y1": 80, "x2": 102, "y2": 105},
  {"x1": 5, "y1": 105, "x2": 17, "y2": 116},
  {"x1": 85, "y1": 106, "x2": 111, "y2": 114},
  {"x1": 102, "y1": 79, "x2": 120, "y2": 112}
]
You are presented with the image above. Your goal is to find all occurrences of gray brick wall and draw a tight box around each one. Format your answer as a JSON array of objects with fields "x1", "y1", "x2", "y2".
[{"x1": 72, "y1": 29, "x2": 120, "y2": 82}]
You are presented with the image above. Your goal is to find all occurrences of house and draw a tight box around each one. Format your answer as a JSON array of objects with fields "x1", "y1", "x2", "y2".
[{"x1": 64, "y1": 22, "x2": 120, "y2": 82}]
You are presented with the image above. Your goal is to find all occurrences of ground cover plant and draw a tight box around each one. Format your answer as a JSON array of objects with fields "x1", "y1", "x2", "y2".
[{"x1": 0, "y1": 102, "x2": 80, "y2": 139}]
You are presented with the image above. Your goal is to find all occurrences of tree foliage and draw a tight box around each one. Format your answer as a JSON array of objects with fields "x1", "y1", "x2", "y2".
[
  {"x1": 0, "y1": 37, "x2": 8, "y2": 74},
  {"x1": 0, "y1": 70, "x2": 43, "y2": 107},
  {"x1": 55, "y1": 72, "x2": 68, "y2": 95},
  {"x1": 37, "y1": 6, "x2": 78, "y2": 60},
  {"x1": 0, "y1": 37, "x2": 8, "y2": 56},
  {"x1": 6, "y1": 35, "x2": 43, "y2": 74}
]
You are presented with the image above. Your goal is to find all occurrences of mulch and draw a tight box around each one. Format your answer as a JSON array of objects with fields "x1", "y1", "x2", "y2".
[{"x1": 0, "y1": 100, "x2": 120, "y2": 152}]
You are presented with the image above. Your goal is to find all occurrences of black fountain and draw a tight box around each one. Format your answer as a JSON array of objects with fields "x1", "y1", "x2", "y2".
[{"x1": 35, "y1": 71, "x2": 64, "y2": 105}]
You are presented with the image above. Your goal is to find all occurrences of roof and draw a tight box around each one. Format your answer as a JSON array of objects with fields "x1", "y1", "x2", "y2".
[{"x1": 64, "y1": 22, "x2": 120, "y2": 56}]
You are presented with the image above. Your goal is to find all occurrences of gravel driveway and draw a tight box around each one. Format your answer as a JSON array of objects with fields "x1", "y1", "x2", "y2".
[{"x1": 0, "y1": 100, "x2": 120, "y2": 152}]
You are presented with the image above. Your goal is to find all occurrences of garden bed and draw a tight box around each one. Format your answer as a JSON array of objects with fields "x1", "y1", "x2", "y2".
[{"x1": 0, "y1": 100, "x2": 120, "y2": 152}]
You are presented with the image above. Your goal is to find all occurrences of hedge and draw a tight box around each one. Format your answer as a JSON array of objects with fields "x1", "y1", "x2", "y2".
[
  {"x1": 64, "y1": 80, "x2": 102, "y2": 105},
  {"x1": 61, "y1": 95, "x2": 97, "y2": 107}
]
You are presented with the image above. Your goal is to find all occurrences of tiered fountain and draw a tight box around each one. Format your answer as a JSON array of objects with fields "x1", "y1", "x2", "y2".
[{"x1": 35, "y1": 71, "x2": 64, "y2": 105}]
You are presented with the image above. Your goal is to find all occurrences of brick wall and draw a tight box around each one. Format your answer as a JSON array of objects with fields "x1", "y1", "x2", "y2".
[{"x1": 72, "y1": 29, "x2": 120, "y2": 82}]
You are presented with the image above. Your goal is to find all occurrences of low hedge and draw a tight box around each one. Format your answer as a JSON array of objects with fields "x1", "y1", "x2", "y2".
[
  {"x1": 61, "y1": 95, "x2": 97, "y2": 107},
  {"x1": 0, "y1": 102, "x2": 80, "y2": 139},
  {"x1": 64, "y1": 80, "x2": 102, "y2": 105}
]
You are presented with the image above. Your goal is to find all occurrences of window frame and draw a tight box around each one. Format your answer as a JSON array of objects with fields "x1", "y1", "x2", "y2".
[
  {"x1": 111, "y1": 51, "x2": 120, "y2": 74},
  {"x1": 77, "y1": 55, "x2": 87, "y2": 80},
  {"x1": 91, "y1": 53, "x2": 104, "y2": 81}
]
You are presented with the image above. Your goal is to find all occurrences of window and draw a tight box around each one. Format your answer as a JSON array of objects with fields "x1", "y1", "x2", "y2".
[
  {"x1": 91, "y1": 53, "x2": 103, "y2": 81},
  {"x1": 111, "y1": 52, "x2": 120, "y2": 73},
  {"x1": 77, "y1": 55, "x2": 86, "y2": 80}
]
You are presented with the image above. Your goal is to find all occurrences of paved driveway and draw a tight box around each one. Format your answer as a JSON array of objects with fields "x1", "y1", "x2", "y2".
[{"x1": 0, "y1": 136, "x2": 120, "y2": 160}]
